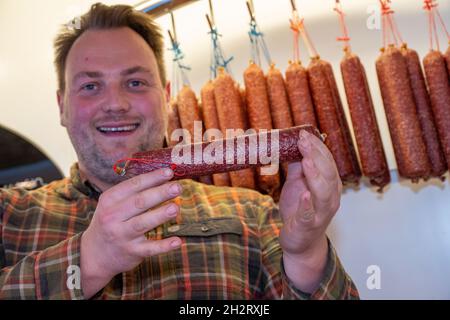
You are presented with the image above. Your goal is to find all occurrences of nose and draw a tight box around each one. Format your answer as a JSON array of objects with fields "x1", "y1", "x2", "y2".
[{"x1": 101, "y1": 84, "x2": 131, "y2": 113}]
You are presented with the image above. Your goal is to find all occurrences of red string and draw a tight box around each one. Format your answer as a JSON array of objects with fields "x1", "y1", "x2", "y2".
[
  {"x1": 434, "y1": 7, "x2": 450, "y2": 42},
  {"x1": 432, "y1": 8, "x2": 440, "y2": 51},
  {"x1": 423, "y1": 0, "x2": 449, "y2": 51},
  {"x1": 379, "y1": 0, "x2": 405, "y2": 48},
  {"x1": 333, "y1": 0, "x2": 351, "y2": 51},
  {"x1": 113, "y1": 158, "x2": 184, "y2": 176}
]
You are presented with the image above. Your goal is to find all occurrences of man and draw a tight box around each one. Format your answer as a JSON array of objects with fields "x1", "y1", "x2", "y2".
[{"x1": 0, "y1": 3, "x2": 358, "y2": 299}]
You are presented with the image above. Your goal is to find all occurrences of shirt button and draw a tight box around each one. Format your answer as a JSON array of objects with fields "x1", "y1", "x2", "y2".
[
  {"x1": 168, "y1": 225, "x2": 180, "y2": 233},
  {"x1": 201, "y1": 225, "x2": 209, "y2": 232}
]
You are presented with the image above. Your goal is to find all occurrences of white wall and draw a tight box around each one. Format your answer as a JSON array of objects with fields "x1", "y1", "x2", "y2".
[{"x1": 1, "y1": 0, "x2": 449, "y2": 299}]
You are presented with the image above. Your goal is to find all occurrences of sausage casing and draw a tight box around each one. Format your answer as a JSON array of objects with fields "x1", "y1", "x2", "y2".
[
  {"x1": 341, "y1": 51, "x2": 390, "y2": 189},
  {"x1": 166, "y1": 99, "x2": 182, "y2": 147},
  {"x1": 213, "y1": 69, "x2": 256, "y2": 189},
  {"x1": 243, "y1": 63, "x2": 280, "y2": 198},
  {"x1": 423, "y1": 50, "x2": 450, "y2": 170},
  {"x1": 402, "y1": 47, "x2": 447, "y2": 178},
  {"x1": 308, "y1": 57, "x2": 361, "y2": 184},
  {"x1": 200, "y1": 80, "x2": 231, "y2": 186},
  {"x1": 376, "y1": 46, "x2": 431, "y2": 181},
  {"x1": 177, "y1": 85, "x2": 213, "y2": 184},
  {"x1": 285, "y1": 60, "x2": 317, "y2": 127},
  {"x1": 266, "y1": 64, "x2": 294, "y2": 179}
]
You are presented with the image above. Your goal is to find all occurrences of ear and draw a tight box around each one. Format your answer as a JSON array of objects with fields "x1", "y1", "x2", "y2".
[
  {"x1": 57, "y1": 90, "x2": 66, "y2": 127},
  {"x1": 164, "y1": 81, "x2": 171, "y2": 104}
]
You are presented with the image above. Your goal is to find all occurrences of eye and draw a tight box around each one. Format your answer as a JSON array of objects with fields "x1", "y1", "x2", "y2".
[
  {"x1": 127, "y1": 79, "x2": 148, "y2": 88},
  {"x1": 81, "y1": 83, "x2": 98, "y2": 91}
]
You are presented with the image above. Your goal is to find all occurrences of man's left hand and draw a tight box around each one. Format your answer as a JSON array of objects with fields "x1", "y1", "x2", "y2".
[{"x1": 278, "y1": 129, "x2": 343, "y2": 293}]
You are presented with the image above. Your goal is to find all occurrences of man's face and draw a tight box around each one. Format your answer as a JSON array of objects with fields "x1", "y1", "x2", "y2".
[{"x1": 58, "y1": 27, "x2": 167, "y2": 187}]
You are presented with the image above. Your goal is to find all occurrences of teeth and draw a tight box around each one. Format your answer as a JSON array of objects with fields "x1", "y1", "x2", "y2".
[{"x1": 98, "y1": 124, "x2": 138, "y2": 133}]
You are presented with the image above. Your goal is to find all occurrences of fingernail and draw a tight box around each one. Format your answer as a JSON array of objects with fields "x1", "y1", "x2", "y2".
[
  {"x1": 169, "y1": 183, "x2": 181, "y2": 195},
  {"x1": 170, "y1": 238, "x2": 181, "y2": 248},
  {"x1": 163, "y1": 168, "x2": 173, "y2": 177},
  {"x1": 166, "y1": 204, "x2": 178, "y2": 217}
]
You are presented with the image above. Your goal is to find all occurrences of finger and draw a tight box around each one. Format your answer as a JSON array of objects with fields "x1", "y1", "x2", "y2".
[
  {"x1": 302, "y1": 157, "x2": 336, "y2": 213},
  {"x1": 106, "y1": 168, "x2": 175, "y2": 203},
  {"x1": 281, "y1": 162, "x2": 308, "y2": 198},
  {"x1": 298, "y1": 130, "x2": 338, "y2": 180},
  {"x1": 125, "y1": 203, "x2": 179, "y2": 238},
  {"x1": 285, "y1": 161, "x2": 304, "y2": 182},
  {"x1": 301, "y1": 129, "x2": 335, "y2": 164},
  {"x1": 135, "y1": 236, "x2": 182, "y2": 258},
  {"x1": 118, "y1": 181, "x2": 182, "y2": 221}
]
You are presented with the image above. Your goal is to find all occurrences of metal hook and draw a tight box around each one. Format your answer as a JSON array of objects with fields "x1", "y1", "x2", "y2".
[
  {"x1": 290, "y1": 0, "x2": 297, "y2": 12},
  {"x1": 208, "y1": 0, "x2": 215, "y2": 26},
  {"x1": 206, "y1": 13, "x2": 214, "y2": 31},
  {"x1": 246, "y1": 1, "x2": 255, "y2": 22},
  {"x1": 169, "y1": 11, "x2": 177, "y2": 43}
]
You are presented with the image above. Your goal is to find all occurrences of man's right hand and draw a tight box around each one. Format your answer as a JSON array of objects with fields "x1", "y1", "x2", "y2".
[{"x1": 80, "y1": 168, "x2": 182, "y2": 298}]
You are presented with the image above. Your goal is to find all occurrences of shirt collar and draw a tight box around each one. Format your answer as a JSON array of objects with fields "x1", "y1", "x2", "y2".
[{"x1": 70, "y1": 163, "x2": 102, "y2": 200}]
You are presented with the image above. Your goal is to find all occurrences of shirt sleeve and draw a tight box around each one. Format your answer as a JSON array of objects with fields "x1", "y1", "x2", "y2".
[
  {"x1": 280, "y1": 239, "x2": 360, "y2": 300},
  {"x1": 0, "y1": 230, "x2": 86, "y2": 300},
  {"x1": 255, "y1": 195, "x2": 359, "y2": 300}
]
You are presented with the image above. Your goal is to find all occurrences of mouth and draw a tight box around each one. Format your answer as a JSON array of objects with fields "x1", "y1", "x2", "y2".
[{"x1": 96, "y1": 123, "x2": 140, "y2": 137}]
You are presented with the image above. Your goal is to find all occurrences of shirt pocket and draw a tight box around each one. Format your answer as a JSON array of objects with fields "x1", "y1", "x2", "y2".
[
  {"x1": 162, "y1": 217, "x2": 243, "y2": 238},
  {"x1": 161, "y1": 217, "x2": 253, "y2": 299}
]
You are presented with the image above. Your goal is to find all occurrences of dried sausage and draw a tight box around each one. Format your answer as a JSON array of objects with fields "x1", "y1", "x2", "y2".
[
  {"x1": 285, "y1": 60, "x2": 317, "y2": 127},
  {"x1": 402, "y1": 46, "x2": 447, "y2": 178},
  {"x1": 308, "y1": 57, "x2": 361, "y2": 184},
  {"x1": 266, "y1": 64, "x2": 294, "y2": 179},
  {"x1": 166, "y1": 99, "x2": 182, "y2": 147},
  {"x1": 341, "y1": 51, "x2": 390, "y2": 189},
  {"x1": 423, "y1": 50, "x2": 450, "y2": 170},
  {"x1": 200, "y1": 80, "x2": 231, "y2": 186},
  {"x1": 244, "y1": 62, "x2": 280, "y2": 197},
  {"x1": 213, "y1": 68, "x2": 255, "y2": 189},
  {"x1": 376, "y1": 46, "x2": 431, "y2": 181},
  {"x1": 177, "y1": 85, "x2": 213, "y2": 184},
  {"x1": 115, "y1": 125, "x2": 322, "y2": 179}
]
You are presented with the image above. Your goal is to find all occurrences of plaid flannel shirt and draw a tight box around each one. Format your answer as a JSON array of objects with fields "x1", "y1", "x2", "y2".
[{"x1": 0, "y1": 164, "x2": 359, "y2": 300}]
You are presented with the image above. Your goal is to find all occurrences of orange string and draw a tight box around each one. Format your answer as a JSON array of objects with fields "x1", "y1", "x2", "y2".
[{"x1": 290, "y1": 10, "x2": 318, "y2": 59}]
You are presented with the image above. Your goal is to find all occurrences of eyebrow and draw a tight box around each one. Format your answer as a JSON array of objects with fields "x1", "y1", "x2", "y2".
[{"x1": 72, "y1": 66, "x2": 153, "y2": 83}]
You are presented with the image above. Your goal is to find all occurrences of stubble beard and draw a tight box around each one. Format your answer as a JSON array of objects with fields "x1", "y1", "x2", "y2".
[{"x1": 72, "y1": 126, "x2": 165, "y2": 186}]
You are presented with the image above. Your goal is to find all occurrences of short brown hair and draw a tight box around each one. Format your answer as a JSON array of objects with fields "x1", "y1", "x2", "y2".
[{"x1": 54, "y1": 2, "x2": 166, "y2": 91}]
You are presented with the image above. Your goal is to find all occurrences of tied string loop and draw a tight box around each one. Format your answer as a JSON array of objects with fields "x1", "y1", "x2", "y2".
[
  {"x1": 289, "y1": 10, "x2": 319, "y2": 60},
  {"x1": 379, "y1": 0, "x2": 404, "y2": 49},
  {"x1": 248, "y1": 19, "x2": 272, "y2": 67},
  {"x1": 113, "y1": 158, "x2": 185, "y2": 177},
  {"x1": 209, "y1": 27, "x2": 234, "y2": 79},
  {"x1": 423, "y1": 0, "x2": 450, "y2": 51},
  {"x1": 333, "y1": 1, "x2": 351, "y2": 51},
  {"x1": 169, "y1": 41, "x2": 191, "y2": 89}
]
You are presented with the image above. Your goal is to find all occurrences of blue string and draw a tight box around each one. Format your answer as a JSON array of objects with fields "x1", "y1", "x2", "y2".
[
  {"x1": 248, "y1": 20, "x2": 272, "y2": 67},
  {"x1": 169, "y1": 40, "x2": 191, "y2": 89},
  {"x1": 209, "y1": 27, "x2": 234, "y2": 79}
]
